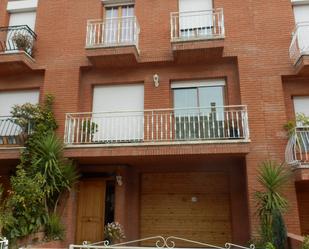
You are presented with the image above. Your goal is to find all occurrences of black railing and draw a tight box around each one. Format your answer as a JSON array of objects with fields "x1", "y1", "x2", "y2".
[
  {"x1": 0, "y1": 116, "x2": 33, "y2": 147},
  {"x1": 0, "y1": 25, "x2": 37, "y2": 57}
]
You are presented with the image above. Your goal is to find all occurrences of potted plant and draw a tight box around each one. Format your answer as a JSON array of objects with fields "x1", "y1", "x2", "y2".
[
  {"x1": 104, "y1": 222, "x2": 125, "y2": 244},
  {"x1": 12, "y1": 32, "x2": 33, "y2": 53},
  {"x1": 81, "y1": 120, "x2": 98, "y2": 143}
]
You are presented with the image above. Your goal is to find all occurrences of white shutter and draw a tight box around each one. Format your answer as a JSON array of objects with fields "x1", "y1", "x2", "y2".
[
  {"x1": 294, "y1": 96, "x2": 309, "y2": 126},
  {"x1": 0, "y1": 90, "x2": 39, "y2": 136},
  {"x1": 179, "y1": 0, "x2": 213, "y2": 31},
  {"x1": 0, "y1": 90, "x2": 39, "y2": 117},
  {"x1": 294, "y1": 5, "x2": 309, "y2": 23},
  {"x1": 179, "y1": 0, "x2": 212, "y2": 12},
  {"x1": 293, "y1": 5, "x2": 309, "y2": 53},
  {"x1": 294, "y1": 96, "x2": 309, "y2": 116},
  {"x1": 9, "y1": 11, "x2": 37, "y2": 31},
  {"x1": 92, "y1": 84, "x2": 144, "y2": 141}
]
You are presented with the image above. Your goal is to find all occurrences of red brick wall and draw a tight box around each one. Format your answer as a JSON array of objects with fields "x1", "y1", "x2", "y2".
[{"x1": 0, "y1": 0, "x2": 306, "y2": 243}]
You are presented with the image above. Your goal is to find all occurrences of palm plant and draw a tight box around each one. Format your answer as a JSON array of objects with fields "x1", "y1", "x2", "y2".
[
  {"x1": 30, "y1": 132, "x2": 79, "y2": 213},
  {"x1": 255, "y1": 160, "x2": 290, "y2": 248}
]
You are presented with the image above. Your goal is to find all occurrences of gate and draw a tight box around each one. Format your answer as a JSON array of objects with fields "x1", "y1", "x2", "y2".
[{"x1": 69, "y1": 236, "x2": 255, "y2": 249}]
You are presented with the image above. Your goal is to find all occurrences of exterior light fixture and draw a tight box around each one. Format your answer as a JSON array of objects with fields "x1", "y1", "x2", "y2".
[
  {"x1": 153, "y1": 74, "x2": 160, "y2": 87},
  {"x1": 116, "y1": 175, "x2": 123, "y2": 186}
]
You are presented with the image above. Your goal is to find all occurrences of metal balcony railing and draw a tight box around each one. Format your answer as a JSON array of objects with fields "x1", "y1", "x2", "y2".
[
  {"x1": 64, "y1": 105, "x2": 249, "y2": 146},
  {"x1": 0, "y1": 116, "x2": 33, "y2": 147},
  {"x1": 171, "y1": 8, "x2": 225, "y2": 42},
  {"x1": 289, "y1": 22, "x2": 309, "y2": 65},
  {"x1": 86, "y1": 16, "x2": 140, "y2": 49},
  {"x1": 0, "y1": 237, "x2": 8, "y2": 249},
  {"x1": 0, "y1": 25, "x2": 37, "y2": 57},
  {"x1": 285, "y1": 126, "x2": 309, "y2": 167}
]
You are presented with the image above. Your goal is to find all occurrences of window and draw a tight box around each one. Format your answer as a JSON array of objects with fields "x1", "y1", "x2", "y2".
[
  {"x1": 0, "y1": 89, "x2": 39, "y2": 145},
  {"x1": 172, "y1": 80, "x2": 228, "y2": 140},
  {"x1": 294, "y1": 96, "x2": 309, "y2": 125},
  {"x1": 178, "y1": 0, "x2": 214, "y2": 38},
  {"x1": 293, "y1": 3, "x2": 309, "y2": 52},
  {"x1": 92, "y1": 84, "x2": 144, "y2": 142},
  {"x1": 104, "y1": 5, "x2": 135, "y2": 44},
  {"x1": 293, "y1": 96, "x2": 309, "y2": 152},
  {"x1": 5, "y1": 11, "x2": 36, "y2": 53}
]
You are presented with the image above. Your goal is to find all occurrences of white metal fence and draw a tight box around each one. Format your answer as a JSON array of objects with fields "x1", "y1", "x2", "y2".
[
  {"x1": 86, "y1": 17, "x2": 140, "y2": 49},
  {"x1": 69, "y1": 236, "x2": 255, "y2": 249},
  {"x1": 0, "y1": 237, "x2": 8, "y2": 249},
  {"x1": 285, "y1": 126, "x2": 309, "y2": 166},
  {"x1": 171, "y1": 8, "x2": 225, "y2": 42},
  {"x1": 64, "y1": 105, "x2": 249, "y2": 145},
  {"x1": 289, "y1": 22, "x2": 309, "y2": 65}
]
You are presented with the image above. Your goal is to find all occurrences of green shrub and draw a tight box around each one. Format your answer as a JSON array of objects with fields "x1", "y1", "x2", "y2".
[
  {"x1": 265, "y1": 242, "x2": 276, "y2": 249},
  {"x1": 302, "y1": 236, "x2": 309, "y2": 249},
  {"x1": 4, "y1": 168, "x2": 47, "y2": 240},
  {"x1": 255, "y1": 160, "x2": 290, "y2": 246},
  {"x1": 45, "y1": 214, "x2": 65, "y2": 241},
  {"x1": 271, "y1": 210, "x2": 287, "y2": 249}
]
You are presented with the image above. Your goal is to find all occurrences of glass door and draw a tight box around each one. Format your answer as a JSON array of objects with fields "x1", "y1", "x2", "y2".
[{"x1": 173, "y1": 85, "x2": 225, "y2": 140}]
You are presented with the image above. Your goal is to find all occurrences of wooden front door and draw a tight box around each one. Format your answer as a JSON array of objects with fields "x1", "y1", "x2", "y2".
[{"x1": 76, "y1": 179, "x2": 106, "y2": 243}]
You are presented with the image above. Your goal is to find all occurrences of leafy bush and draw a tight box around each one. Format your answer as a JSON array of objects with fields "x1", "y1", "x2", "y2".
[
  {"x1": 265, "y1": 242, "x2": 276, "y2": 249},
  {"x1": 45, "y1": 214, "x2": 65, "y2": 241},
  {"x1": 4, "y1": 168, "x2": 47, "y2": 240},
  {"x1": 284, "y1": 113, "x2": 309, "y2": 137},
  {"x1": 0, "y1": 185, "x2": 13, "y2": 236},
  {"x1": 302, "y1": 236, "x2": 309, "y2": 249},
  {"x1": 271, "y1": 210, "x2": 287, "y2": 249}
]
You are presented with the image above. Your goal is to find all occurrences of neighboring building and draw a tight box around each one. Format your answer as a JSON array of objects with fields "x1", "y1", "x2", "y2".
[{"x1": 0, "y1": 0, "x2": 308, "y2": 246}]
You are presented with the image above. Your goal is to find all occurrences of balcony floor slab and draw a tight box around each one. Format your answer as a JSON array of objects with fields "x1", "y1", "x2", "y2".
[
  {"x1": 86, "y1": 45, "x2": 139, "y2": 68},
  {"x1": 64, "y1": 140, "x2": 250, "y2": 162},
  {"x1": 295, "y1": 55, "x2": 309, "y2": 75},
  {"x1": 0, "y1": 51, "x2": 38, "y2": 75},
  {"x1": 171, "y1": 38, "x2": 224, "y2": 63}
]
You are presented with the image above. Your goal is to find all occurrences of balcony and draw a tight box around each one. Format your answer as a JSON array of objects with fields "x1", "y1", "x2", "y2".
[
  {"x1": 0, "y1": 116, "x2": 33, "y2": 148},
  {"x1": 170, "y1": 9, "x2": 225, "y2": 63},
  {"x1": 85, "y1": 17, "x2": 140, "y2": 68},
  {"x1": 64, "y1": 105, "x2": 249, "y2": 147},
  {"x1": 0, "y1": 25, "x2": 37, "y2": 75},
  {"x1": 286, "y1": 126, "x2": 309, "y2": 166},
  {"x1": 289, "y1": 22, "x2": 309, "y2": 75}
]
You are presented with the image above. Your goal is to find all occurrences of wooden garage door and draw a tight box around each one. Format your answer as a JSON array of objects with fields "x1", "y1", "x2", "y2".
[
  {"x1": 141, "y1": 172, "x2": 232, "y2": 246},
  {"x1": 296, "y1": 183, "x2": 309, "y2": 235}
]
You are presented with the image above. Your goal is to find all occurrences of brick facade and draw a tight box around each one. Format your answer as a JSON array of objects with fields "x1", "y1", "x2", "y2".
[{"x1": 0, "y1": 0, "x2": 308, "y2": 247}]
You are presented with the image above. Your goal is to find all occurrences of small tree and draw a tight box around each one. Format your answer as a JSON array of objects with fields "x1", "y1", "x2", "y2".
[
  {"x1": 1, "y1": 95, "x2": 79, "y2": 244},
  {"x1": 255, "y1": 160, "x2": 290, "y2": 248}
]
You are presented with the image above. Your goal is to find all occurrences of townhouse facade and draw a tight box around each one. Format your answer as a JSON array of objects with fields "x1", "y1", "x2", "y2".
[{"x1": 0, "y1": 0, "x2": 309, "y2": 247}]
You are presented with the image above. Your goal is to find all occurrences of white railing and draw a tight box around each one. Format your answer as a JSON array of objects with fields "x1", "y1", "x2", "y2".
[
  {"x1": 171, "y1": 8, "x2": 225, "y2": 42},
  {"x1": 69, "y1": 236, "x2": 255, "y2": 249},
  {"x1": 0, "y1": 116, "x2": 33, "y2": 146},
  {"x1": 0, "y1": 237, "x2": 8, "y2": 249},
  {"x1": 64, "y1": 105, "x2": 249, "y2": 146},
  {"x1": 285, "y1": 126, "x2": 309, "y2": 166},
  {"x1": 86, "y1": 16, "x2": 140, "y2": 49},
  {"x1": 289, "y1": 22, "x2": 309, "y2": 65}
]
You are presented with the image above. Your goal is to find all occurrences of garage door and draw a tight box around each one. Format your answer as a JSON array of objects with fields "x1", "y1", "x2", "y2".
[{"x1": 141, "y1": 172, "x2": 232, "y2": 246}]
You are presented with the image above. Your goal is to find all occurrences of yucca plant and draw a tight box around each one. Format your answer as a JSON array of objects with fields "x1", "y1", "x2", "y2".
[
  {"x1": 255, "y1": 160, "x2": 290, "y2": 248},
  {"x1": 30, "y1": 132, "x2": 79, "y2": 212}
]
